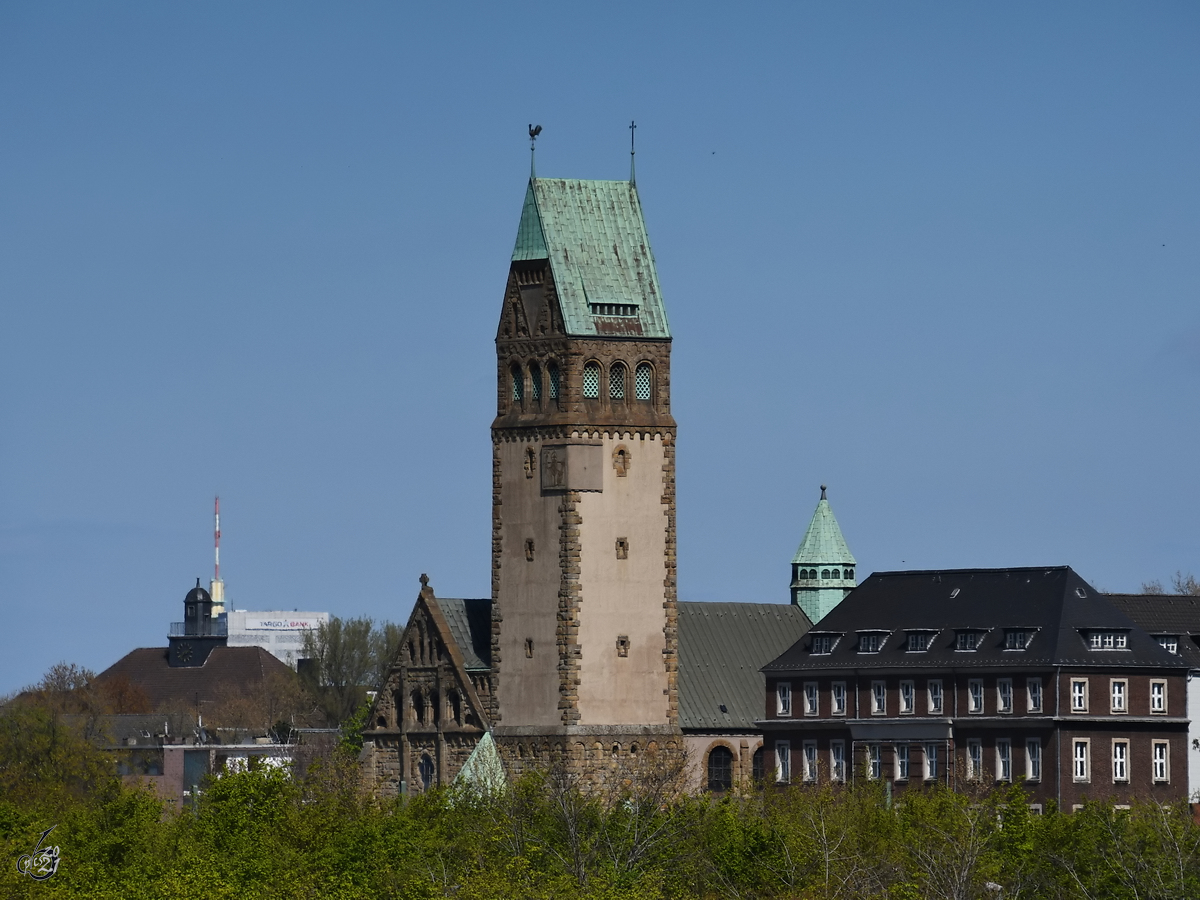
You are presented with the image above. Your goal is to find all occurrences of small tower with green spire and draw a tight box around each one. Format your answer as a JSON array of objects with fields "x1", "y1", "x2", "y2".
[{"x1": 790, "y1": 485, "x2": 857, "y2": 623}]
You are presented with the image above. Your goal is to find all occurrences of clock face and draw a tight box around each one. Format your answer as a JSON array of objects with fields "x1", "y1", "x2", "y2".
[{"x1": 178, "y1": 642, "x2": 193, "y2": 662}]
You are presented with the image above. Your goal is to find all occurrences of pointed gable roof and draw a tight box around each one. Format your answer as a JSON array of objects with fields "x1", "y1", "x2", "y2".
[
  {"x1": 512, "y1": 178, "x2": 670, "y2": 339},
  {"x1": 792, "y1": 487, "x2": 857, "y2": 566}
]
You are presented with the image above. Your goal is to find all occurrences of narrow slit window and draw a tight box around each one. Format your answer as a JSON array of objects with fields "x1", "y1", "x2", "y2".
[
  {"x1": 635, "y1": 363, "x2": 652, "y2": 400},
  {"x1": 548, "y1": 363, "x2": 560, "y2": 399},
  {"x1": 511, "y1": 364, "x2": 524, "y2": 402},
  {"x1": 530, "y1": 363, "x2": 542, "y2": 401},
  {"x1": 582, "y1": 363, "x2": 600, "y2": 398}
]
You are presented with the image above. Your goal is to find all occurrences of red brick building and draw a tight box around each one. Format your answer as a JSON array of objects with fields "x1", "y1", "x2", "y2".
[{"x1": 760, "y1": 567, "x2": 1188, "y2": 809}]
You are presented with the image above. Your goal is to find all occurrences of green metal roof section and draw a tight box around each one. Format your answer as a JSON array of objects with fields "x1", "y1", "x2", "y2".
[
  {"x1": 792, "y1": 487, "x2": 857, "y2": 566},
  {"x1": 511, "y1": 178, "x2": 670, "y2": 339}
]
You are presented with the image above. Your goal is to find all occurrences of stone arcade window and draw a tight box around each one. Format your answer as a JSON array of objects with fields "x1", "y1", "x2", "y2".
[
  {"x1": 511, "y1": 364, "x2": 524, "y2": 402},
  {"x1": 707, "y1": 746, "x2": 733, "y2": 792},
  {"x1": 635, "y1": 363, "x2": 652, "y2": 400},
  {"x1": 547, "y1": 362, "x2": 560, "y2": 400},
  {"x1": 582, "y1": 362, "x2": 600, "y2": 398},
  {"x1": 610, "y1": 363, "x2": 626, "y2": 399},
  {"x1": 530, "y1": 362, "x2": 542, "y2": 401}
]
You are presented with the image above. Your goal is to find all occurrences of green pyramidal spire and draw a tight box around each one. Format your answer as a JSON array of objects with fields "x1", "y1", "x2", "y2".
[{"x1": 790, "y1": 485, "x2": 857, "y2": 623}]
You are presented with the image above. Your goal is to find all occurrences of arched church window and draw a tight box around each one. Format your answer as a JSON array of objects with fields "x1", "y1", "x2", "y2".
[
  {"x1": 707, "y1": 746, "x2": 734, "y2": 792},
  {"x1": 582, "y1": 362, "x2": 600, "y2": 398},
  {"x1": 610, "y1": 363, "x2": 626, "y2": 399},
  {"x1": 752, "y1": 747, "x2": 765, "y2": 782},
  {"x1": 831, "y1": 569, "x2": 840, "y2": 579},
  {"x1": 821, "y1": 569, "x2": 830, "y2": 579},
  {"x1": 548, "y1": 362, "x2": 560, "y2": 399},
  {"x1": 448, "y1": 690, "x2": 462, "y2": 724},
  {"x1": 430, "y1": 691, "x2": 440, "y2": 725},
  {"x1": 845, "y1": 568, "x2": 854, "y2": 579},
  {"x1": 412, "y1": 690, "x2": 425, "y2": 724},
  {"x1": 511, "y1": 364, "x2": 524, "y2": 403},
  {"x1": 635, "y1": 363, "x2": 652, "y2": 401},
  {"x1": 419, "y1": 754, "x2": 434, "y2": 791},
  {"x1": 530, "y1": 362, "x2": 542, "y2": 402}
]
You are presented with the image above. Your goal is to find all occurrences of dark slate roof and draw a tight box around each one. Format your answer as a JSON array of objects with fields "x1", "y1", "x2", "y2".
[
  {"x1": 678, "y1": 601, "x2": 812, "y2": 730},
  {"x1": 1107, "y1": 594, "x2": 1200, "y2": 669},
  {"x1": 763, "y1": 567, "x2": 1187, "y2": 674},
  {"x1": 438, "y1": 598, "x2": 492, "y2": 671},
  {"x1": 93, "y1": 646, "x2": 294, "y2": 709}
]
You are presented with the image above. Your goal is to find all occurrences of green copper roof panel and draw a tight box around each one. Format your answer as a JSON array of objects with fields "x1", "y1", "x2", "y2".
[
  {"x1": 512, "y1": 178, "x2": 670, "y2": 339},
  {"x1": 792, "y1": 496, "x2": 857, "y2": 566}
]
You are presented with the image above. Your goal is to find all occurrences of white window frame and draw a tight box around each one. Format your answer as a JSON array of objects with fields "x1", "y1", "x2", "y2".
[
  {"x1": 925, "y1": 743, "x2": 939, "y2": 780},
  {"x1": 899, "y1": 680, "x2": 915, "y2": 715},
  {"x1": 871, "y1": 680, "x2": 887, "y2": 716},
  {"x1": 1150, "y1": 679, "x2": 1167, "y2": 714},
  {"x1": 968, "y1": 679, "x2": 984, "y2": 714},
  {"x1": 831, "y1": 741, "x2": 846, "y2": 783},
  {"x1": 967, "y1": 739, "x2": 983, "y2": 780},
  {"x1": 1073, "y1": 739, "x2": 1090, "y2": 783},
  {"x1": 928, "y1": 680, "x2": 944, "y2": 715},
  {"x1": 1071, "y1": 678, "x2": 1089, "y2": 713},
  {"x1": 1157, "y1": 635, "x2": 1179, "y2": 654},
  {"x1": 896, "y1": 744, "x2": 910, "y2": 781},
  {"x1": 1110, "y1": 679, "x2": 1127, "y2": 714},
  {"x1": 868, "y1": 743, "x2": 881, "y2": 780},
  {"x1": 1112, "y1": 739, "x2": 1129, "y2": 783},
  {"x1": 776, "y1": 682, "x2": 792, "y2": 717},
  {"x1": 775, "y1": 740, "x2": 791, "y2": 784},
  {"x1": 997, "y1": 678, "x2": 1013, "y2": 714},
  {"x1": 803, "y1": 681, "x2": 818, "y2": 717},
  {"x1": 858, "y1": 633, "x2": 882, "y2": 653},
  {"x1": 1026, "y1": 739, "x2": 1041, "y2": 782},
  {"x1": 1027, "y1": 677, "x2": 1043, "y2": 713},
  {"x1": 1152, "y1": 740, "x2": 1169, "y2": 783},
  {"x1": 832, "y1": 682, "x2": 847, "y2": 716},
  {"x1": 996, "y1": 739, "x2": 1012, "y2": 783},
  {"x1": 802, "y1": 740, "x2": 818, "y2": 783},
  {"x1": 811, "y1": 635, "x2": 833, "y2": 655}
]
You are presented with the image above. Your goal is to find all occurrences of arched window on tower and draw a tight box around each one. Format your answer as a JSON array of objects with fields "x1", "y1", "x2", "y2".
[
  {"x1": 548, "y1": 362, "x2": 560, "y2": 400},
  {"x1": 635, "y1": 363, "x2": 652, "y2": 401},
  {"x1": 610, "y1": 363, "x2": 626, "y2": 400},
  {"x1": 582, "y1": 362, "x2": 600, "y2": 398},
  {"x1": 530, "y1": 362, "x2": 542, "y2": 402},
  {"x1": 511, "y1": 364, "x2": 524, "y2": 403},
  {"x1": 707, "y1": 746, "x2": 733, "y2": 792},
  {"x1": 831, "y1": 569, "x2": 840, "y2": 579},
  {"x1": 845, "y1": 568, "x2": 854, "y2": 580},
  {"x1": 821, "y1": 569, "x2": 831, "y2": 579}
]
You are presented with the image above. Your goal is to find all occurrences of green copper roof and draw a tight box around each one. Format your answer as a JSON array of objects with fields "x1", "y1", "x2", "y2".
[
  {"x1": 512, "y1": 178, "x2": 670, "y2": 339},
  {"x1": 792, "y1": 489, "x2": 857, "y2": 566}
]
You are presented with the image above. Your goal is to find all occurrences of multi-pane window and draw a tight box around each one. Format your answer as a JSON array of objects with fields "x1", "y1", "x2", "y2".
[
  {"x1": 547, "y1": 363, "x2": 560, "y2": 399},
  {"x1": 802, "y1": 741, "x2": 818, "y2": 783},
  {"x1": 803, "y1": 682, "x2": 818, "y2": 716},
  {"x1": 896, "y1": 744, "x2": 910, "y2": 781},
  {"x1": 871, "y1": 681, "x2": 887, "y2": 715},
  {"x1": 511, "y1": 364, "x2": 524, "y2": 402},
  {"x1": 907, "y1": 632, "x2": 933, "y2": 652},
  {"x1": 776, "y1": 682, "x2": 792, "y2": 717},
  {"x1": 832, "y1": 682, "x2": 847, "y2": 716},
  {"x1": 858, "y1": 633, "x2": 882, "y2": 653},
  {"x1": 968, "y1": 679, "x2": 984, "y2": 714},
  {"x1": 831, "y1": 742, "x2": 846, "y2": 782},
  {"x1": 1071, "y1": 679, "x2": 1088, "y2": 712},
  {"x1": 811, "y1": 635, "x2": 833, "y2": 655},
  {"x1": 1005, "y1": 630, "x2": 1031, "y2": 650},
  {"x1": 635, "y1": 363, "x2": 652, "y2": 401},
  {"x1": 530, "y1": 363, "x2": 542, "y2": 401},
  {"x1": 707, "y1": 747, "x2": 733, "y2": 792},
  {"x1": 967, "y1": 740, "x2": 983, "y2": 780},
  {"x1": 956, "y1": 631, "x2": 982, "y2": 651},
  {"x1": 997, "y1": 739, "x2": 1012, "y2": 782},
  {"x1": 582, "y1": 362, "x2": 600, "y2": 398},
  {"x1": 1157, "y1": 635, "x2": 1179, "y2": 654},
  {"x1": 1151, "y1": 680, "x2": 1167, "y2": 714},
  {"x1": 1110, "y1": 679, "x2": 1127, "y2": 714},
  {"x1": 1073, "y1": 740, "x2": 1089, "y2": 782},
  {"x1": 1112, "y1": 741, "x2": 1129, "y2": 782},
  {"x1": 775, "y1": 741, "x2": 791, "y2": 783},
  {"x1": 1089, "y1": 631, "x2": 1128, "y2": 649},
  {"x1": 925, "y1": 744, "x2": 939, "y2": 780},
  {"x1": 998, "y1": 678, "x2": 1013, "y2": 714},
  {"x1": 928, "y1": 680, "x2": 944, "y2": 714},
  {"x1": 1026, "y1": 739, "x2": 1041, "y2": 781},
  {"x1": 1153, "y1": 741, "x2": 1169, "y2": 782},
  {"x1": 868, "y1": 744, "x2": 882, "y2": 780},
  {"x1": 609, "y1": 363, "x2": 626, "y2": 399},
  {"x1": 899, "y1": 680, "x2": 915, "y2": 714},
  {"x1": 1028, "y1": 678, "x2": 1043, "y2": 713}
]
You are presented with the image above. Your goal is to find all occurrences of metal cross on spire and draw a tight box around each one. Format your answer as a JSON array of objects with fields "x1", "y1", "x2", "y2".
[
  {"x1": 629, "y1": 120, "x2": 637, "y2": 184},
  {"x1": 528, "y1": 123, "x2": 542, "y2": 177}
]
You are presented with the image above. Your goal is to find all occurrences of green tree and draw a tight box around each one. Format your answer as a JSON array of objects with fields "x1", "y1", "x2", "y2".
[{"x1": 299, "y1": 616, "x2": 402, "y2": 725}]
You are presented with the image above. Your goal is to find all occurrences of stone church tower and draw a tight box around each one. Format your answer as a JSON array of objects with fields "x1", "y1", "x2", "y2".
[{"x1": 490, "y1": 175, "x2": 681, "y2": 769}]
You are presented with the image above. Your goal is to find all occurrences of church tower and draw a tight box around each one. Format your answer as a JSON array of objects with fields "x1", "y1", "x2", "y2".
[
  {"x1": 790, "y1": 486, "x2": 857, "y2": 623},
  {"x1": 490, "y1": 175, "x2": 680, "y2": 767}
]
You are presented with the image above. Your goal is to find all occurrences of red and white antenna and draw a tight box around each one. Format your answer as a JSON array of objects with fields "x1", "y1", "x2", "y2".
[{"x1": 214, "y1": 495, "x2": 221, "y2": 583}]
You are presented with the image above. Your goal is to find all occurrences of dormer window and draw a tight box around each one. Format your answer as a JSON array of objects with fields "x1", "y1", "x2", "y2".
[
  {"x1": 1157, "y1": 635, "x2": 1180, "y2": 654},
  {"x1": 906, "y1": 631, "x2": 936, "y2": 652},
  {"x1": 589, "y1": 302, "x2": 638, "y2": 317},
  {"x1": 810, "y1": 635, "x2": 836, "y2": 655},
  {"x1": 857, "y1": 632, "x2": 888, "y2": 654},
  {"x1": 955, "y1": 631, "x2": 984, "y2": 651},
  {"x1": 1089, "y1": 631, "x2": 1128, "y2": 650},
  {"x1": 1004, "y1": 630, "x2": 1033, "y2": 650}
]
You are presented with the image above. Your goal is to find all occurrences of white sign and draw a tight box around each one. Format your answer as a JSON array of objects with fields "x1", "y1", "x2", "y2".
[{"x1": 244, "y1": 617, "x2": 319, "y2": 632}]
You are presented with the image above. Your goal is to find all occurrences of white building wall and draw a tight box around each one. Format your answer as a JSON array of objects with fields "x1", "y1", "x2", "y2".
[{"x1": 226, "y1": 610, "x2": 330, "y2": 667}]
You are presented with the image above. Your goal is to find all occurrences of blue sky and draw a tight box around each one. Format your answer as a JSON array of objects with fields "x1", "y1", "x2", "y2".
[{"x1": 1, "y1": 3, "x2": 1197, "y2": 694}]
